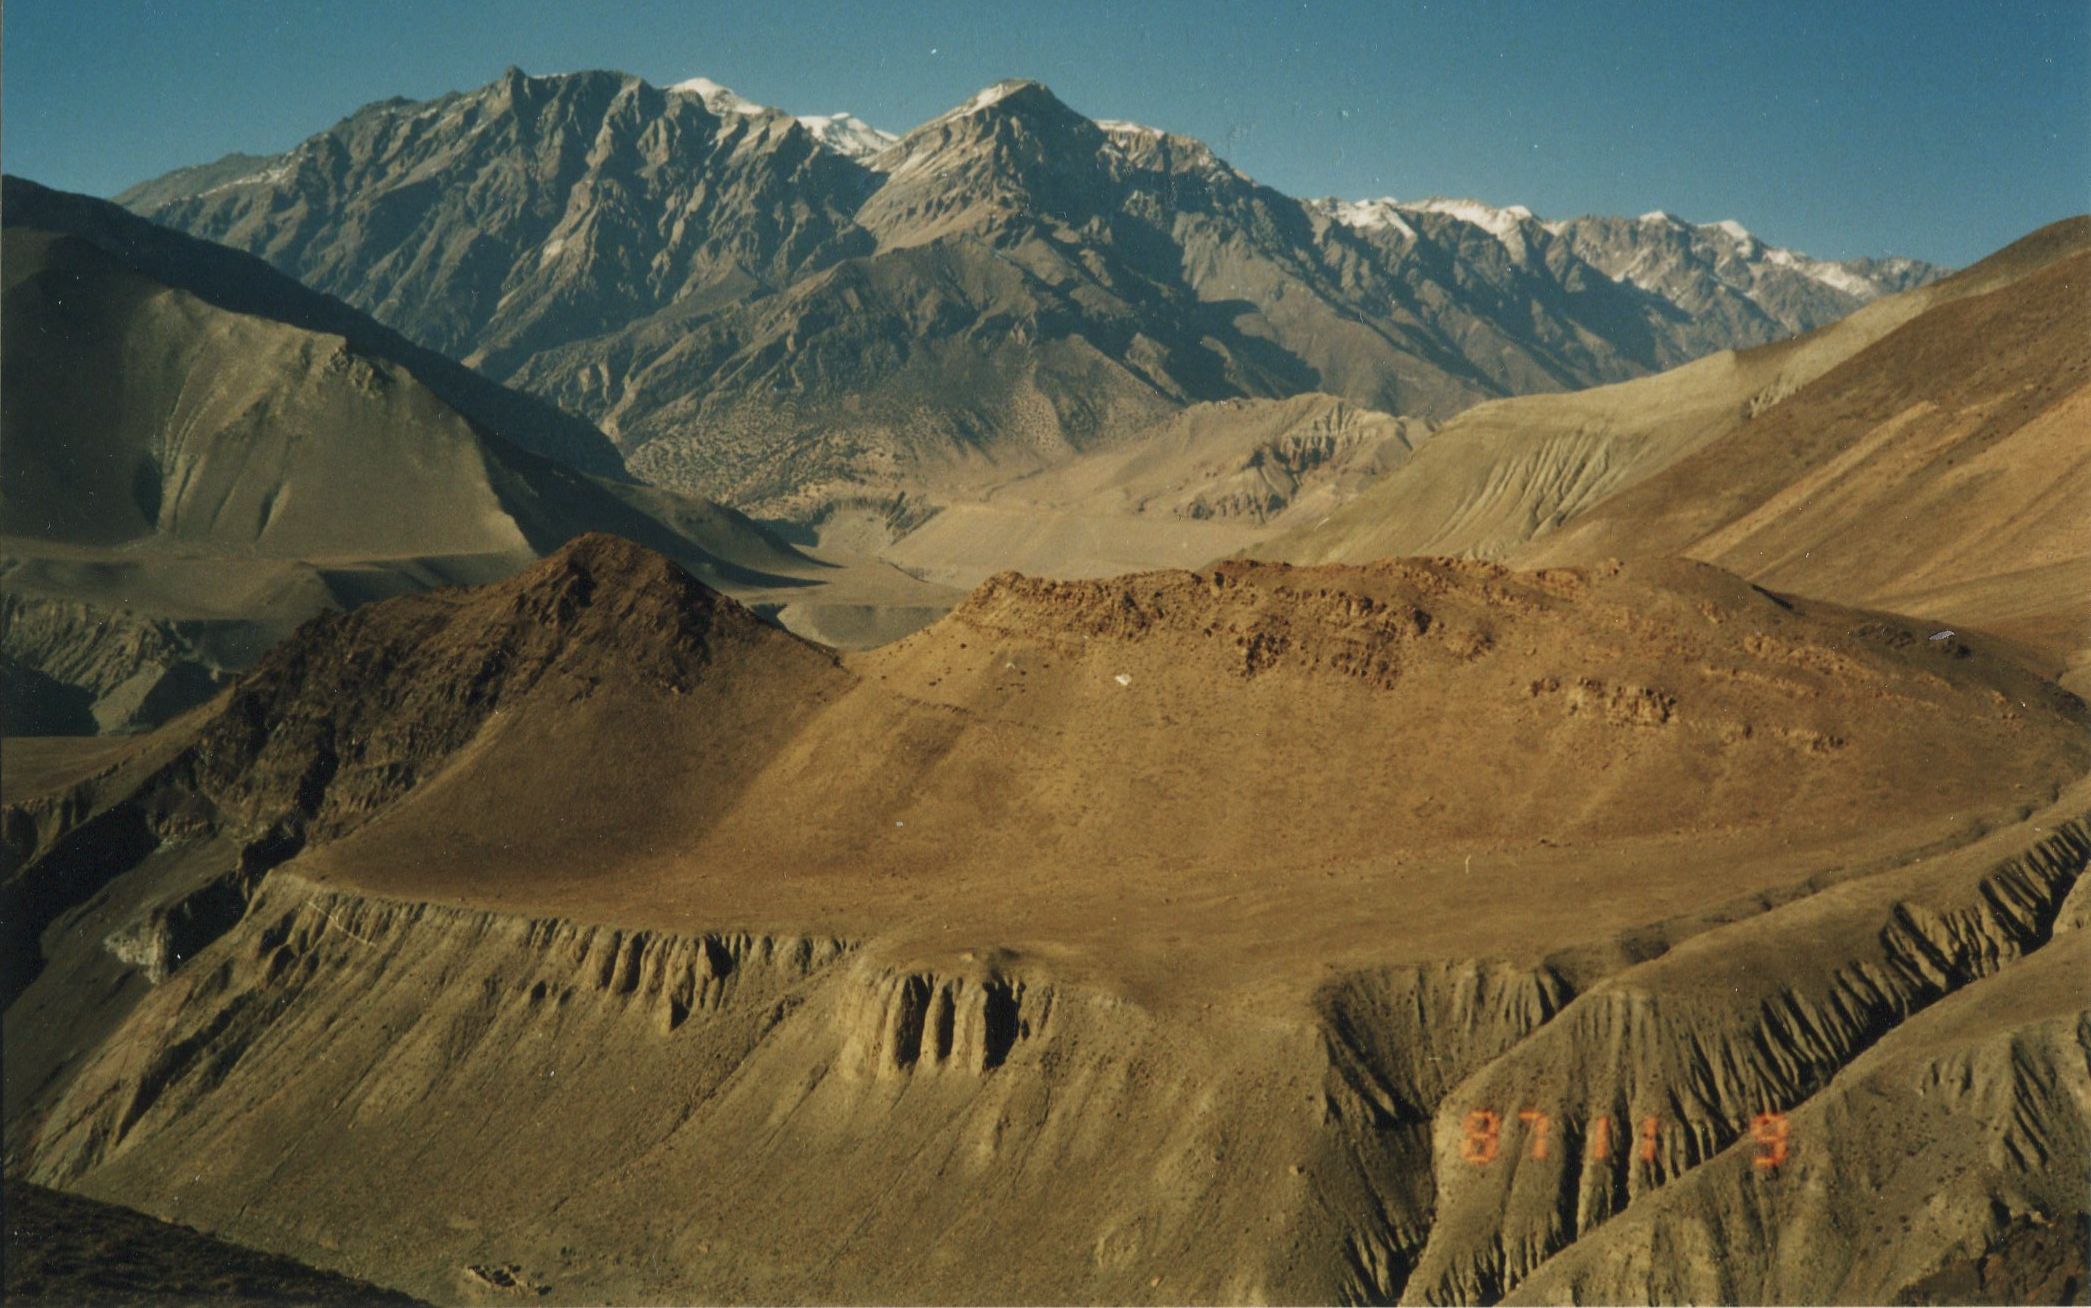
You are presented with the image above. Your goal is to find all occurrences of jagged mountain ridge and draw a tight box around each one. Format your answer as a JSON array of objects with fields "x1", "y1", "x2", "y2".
[
  {"x1": 122, "y1": 70, "x2": 875, "y2": 380},
  {"x1": 120, "y1": 69, "x2": 1943, "y2": 515},
  {"x1": 1319, "y1": 198, "x2": 1938, "y2": 350}
]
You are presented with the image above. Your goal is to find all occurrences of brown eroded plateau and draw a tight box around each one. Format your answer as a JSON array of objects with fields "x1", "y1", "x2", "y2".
[{"x1": 6, "y1": 529, "x2": 2088, "y2": 1304}]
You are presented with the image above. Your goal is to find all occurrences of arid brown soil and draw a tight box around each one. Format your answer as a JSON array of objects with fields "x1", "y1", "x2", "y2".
[{"x1": 7, "y1": 528, "x2": 2088, "y2": 1304}]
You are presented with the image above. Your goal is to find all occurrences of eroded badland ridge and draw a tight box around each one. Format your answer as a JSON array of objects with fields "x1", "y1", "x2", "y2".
[{"x1": 7, "y1": 525, "x2": 2089, "y2": 1302}]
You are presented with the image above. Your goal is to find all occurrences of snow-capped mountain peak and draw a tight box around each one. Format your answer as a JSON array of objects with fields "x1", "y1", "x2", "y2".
[
  {"x1": 1308, "y1": 188, "x2": 1939, "y2": 333},
  {"x1": 1560, "y1": 210, "x2": 1940, "y2": 324},
  {"x1": 1315, "y1": 195, "x2": 1542, "y2": 250},
  {"x1": 1762, "y1": 246, "x2": 1876, "y2": 296},
  {"x1": 954, "y1": 78, "x2": 1042, "y2": 116},
  {"x1": 667, "y1": 76, "x2": 896, "y2": 161},
  {"x1": 796, "y1": 113, "x2": 900, "y2": 162},
  {"x1": 669, "y1": 76, "x2": 763, "y2": 116}
]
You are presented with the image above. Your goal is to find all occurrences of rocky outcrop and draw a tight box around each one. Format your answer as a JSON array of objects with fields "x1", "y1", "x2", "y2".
[
  {"x1": 1, "y1": 537, "x2": 846, "y2": 1003},
  {"x1": 1, "y1": 595, "x2": 228, "y2": 736},
  {"x1": 839, "y1": 959, "x2": 1046, "y2": 1078}
]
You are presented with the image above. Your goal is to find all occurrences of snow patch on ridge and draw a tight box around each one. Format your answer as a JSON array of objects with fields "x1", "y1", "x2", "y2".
[
  {"x1": 1408, "y1": 197, "x2": 1536, "y2": 239},
  {"x1": 669, "y1": 76, "x2": 896, "y2": 160},
  {"x1": 942, "y1": 79, "x2": 1038, "y2": 120},
  {"x1": 1317, "y1": 195, "x2": 1551, "y2": 250},
  {"x1": 1758, "y1": 245, "x2": 1871, "y2": 296},
  {"x1": 201, "y1": 159, "x2": 296, "y2": 197},
  {"x1": 671, "y1": 76, "x2": 762, "y2": 115},
  {"x1": 1797, "y1": 259, "x2": 1876, "y2": 297},
  {"x1": 966, "y1": 80, "x2": 1029, "y2": 111},
  {"x1": 1318, "y1": 197, "x2": 1419, "y2": 241},
  {"x1": 796, "y1": 113, "x2": 899, "y2": 161}
]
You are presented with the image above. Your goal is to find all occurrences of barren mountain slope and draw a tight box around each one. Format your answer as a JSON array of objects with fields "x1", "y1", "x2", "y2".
[
  {"x1": 1521, "y1": 221, "x2": 2091, "y2": 688},
  {"x1": 877, "y1": 394, "x2": 1430, "y2": 587},
  {"x1": 1, "y1": 181, "x2": 810, "y2": 572},
  {"x1": 7, "y1": 536, "x2": 2086, "y2": 1304},
  {"x1": 1255, "y1": 217, "x2": 2086, "y2": 572},
  {"x1": 4, "y1": 176, "x2": 624, "y2": 478},
  {"x1": 1, "y1": 182, "x2": 958, "y2": 732}
]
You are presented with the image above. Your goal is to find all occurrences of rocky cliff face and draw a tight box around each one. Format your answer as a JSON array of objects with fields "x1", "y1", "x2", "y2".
[
  {"x1": 1550, "y1": 211, "x2": 1938, "y2": 342},
  {"x1": 123, "y1": 70, "x2": 874, "y2": 379},
  {"x1": 118, "y1": 71, "x2": 1943, "y2": 516}
]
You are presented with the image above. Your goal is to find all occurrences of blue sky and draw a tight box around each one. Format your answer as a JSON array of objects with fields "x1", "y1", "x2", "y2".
[{"x1": 5, "y1": 0, "x2": 2085, "y2": 265}]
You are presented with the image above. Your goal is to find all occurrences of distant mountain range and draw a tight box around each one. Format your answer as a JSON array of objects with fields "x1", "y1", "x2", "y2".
[{"x1": 118, "y1": 68, "x2": 1943, "y2": 517}]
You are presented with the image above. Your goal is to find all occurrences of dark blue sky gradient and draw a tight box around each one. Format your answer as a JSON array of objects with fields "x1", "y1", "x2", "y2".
[{"x1": 5, "y1": 0, "x2": 2086, "y2": 264}]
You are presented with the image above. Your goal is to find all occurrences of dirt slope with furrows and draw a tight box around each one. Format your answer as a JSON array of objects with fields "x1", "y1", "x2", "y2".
[
  {"x1": 1505, "y1": 937, "x2": 2091, "y2": 1306},
  {"x1": 5, "y1": 871, "x2": 1672, "y2": 1304},
  {"x1": 1521, "y1": 225, "x2": 2091, "y2": 690},
  {"x1": 1256, "y1": 219, "x2": 2091, "y2": 676},
  {"x1": 1400, "y1": 808, "x2": 2091, "y2": 1303},
  {"x1": 876, "y1": 394, "x2": 1431, "y2": 589},
  {"x1": 15, "y1": 804, "x2": 2088, "y2": 1305},
  {"x1": 6, "y1": 536, "x2": 2089, "y2": 1304}
]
